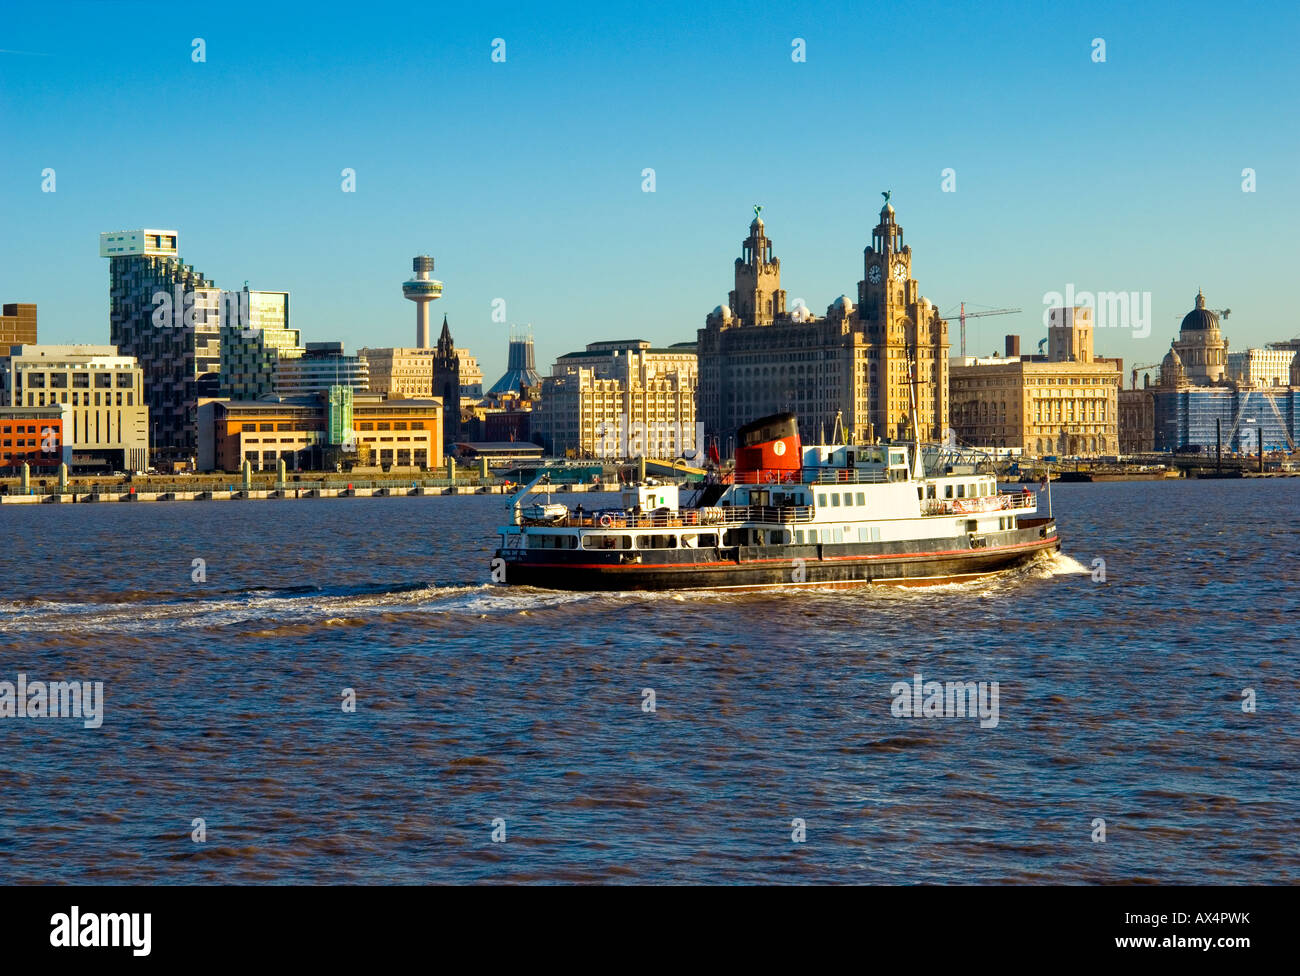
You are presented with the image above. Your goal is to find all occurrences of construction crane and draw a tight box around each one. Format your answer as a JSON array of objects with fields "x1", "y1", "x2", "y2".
[
  {"x1": 1131, "y1": 362, "x2": 1162, "y2": 390},
  {"x1": 943, "y1": 303, "x2": 1022, "y2": 357}
]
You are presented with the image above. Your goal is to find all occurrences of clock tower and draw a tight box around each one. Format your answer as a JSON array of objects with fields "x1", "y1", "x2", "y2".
[{"x1": 855, "y1": 196, "x2": 949, "y2": 442}]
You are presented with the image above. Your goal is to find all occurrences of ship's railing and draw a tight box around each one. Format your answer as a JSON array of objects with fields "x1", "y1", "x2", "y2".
[
  {"x1": 808, "y1": 468, "x2": 891, "y2": 485},
  {"x1": 540, "y1": 504, "x2": 815, "y2": 530},
  {"x1": 920, "y1": 490, "x2": 1037, "y2": 516}
]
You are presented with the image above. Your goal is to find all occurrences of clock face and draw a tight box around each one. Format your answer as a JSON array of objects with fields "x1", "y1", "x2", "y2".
[
  {"x1": 893, "y1": 262, "x2": 908, "y2": 281},
  {"x1": 868, "y1": 264, "x2": 882, "y2": 284}
]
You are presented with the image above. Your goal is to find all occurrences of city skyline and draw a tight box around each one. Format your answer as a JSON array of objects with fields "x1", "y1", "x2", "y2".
[{"x1": 4, "y1": 0, "x2": 1299, "y2": 384}]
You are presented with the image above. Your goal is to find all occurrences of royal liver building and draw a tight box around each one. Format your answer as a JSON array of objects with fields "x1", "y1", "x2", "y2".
[{"x1": 697, "y1": 200, "x2": 949, "y2": 448}]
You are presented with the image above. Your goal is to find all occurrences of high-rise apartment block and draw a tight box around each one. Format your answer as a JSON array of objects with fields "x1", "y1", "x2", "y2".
[{"x1": 101, "y1": 229, "x2": 221, "y2": 457}]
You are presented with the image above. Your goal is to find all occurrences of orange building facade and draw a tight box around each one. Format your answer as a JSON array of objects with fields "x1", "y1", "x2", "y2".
[
  {"x1": 199, "y1": 394, "x2": 442, "y2": 472},
  {"x1": 0, "y1": 406, "x2": 63, "y2": 470}
]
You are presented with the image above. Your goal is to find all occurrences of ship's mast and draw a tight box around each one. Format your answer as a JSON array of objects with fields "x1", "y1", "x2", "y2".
[{"x1": 907, "y1": 346, "x2": 924, "y2": 479}]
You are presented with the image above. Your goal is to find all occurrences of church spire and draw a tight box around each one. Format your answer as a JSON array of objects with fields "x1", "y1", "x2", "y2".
[{"x1": 436, "y1": 314, "x2": 454, "y2": 355}]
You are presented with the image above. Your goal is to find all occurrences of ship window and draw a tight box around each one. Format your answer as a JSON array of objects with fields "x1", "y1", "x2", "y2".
[
  {"x1": 956, "y1": 484, "x2": 965, "y2": 498},
  {"x1": 682, "y1": 532, "x2": 716, "y2": 548},
  {"x1": 842, "y1": 492, "x2": 852, "y2": 505},
  {"x1": 944, "y1": 485, "x2": 953, "y2": 498},
  {"x1": 871, "y1": 527, "x2": 881, "y2": 542},
  {"x1": 817, "y1": 493, "x2": 827, "y2": 506},
  {"x1": 856, "y1": 492, "x2": 865, "y2": 505},
  {"x1": 926, "y1": 486, "x2": 936, "y2": 499},
  {"x1": 858, "y1": 528, "x2": 868, "y2": 542},
  {"x1": 581, "y1": 534, "x2": 630, "y2": 550},
  {"x1": 831, "y1": 494, "x2": 840, "y2": 507},
  {"x1": 529, "y1": 533, "x2": 577, "y2": 549},
  {"x1": 636, "y1": 534, "x2": 677, "y2": 549},
  {"x1": 821, "y1": 529, "x2": 831, "y2": 543},
  {"x1": 833, "y1": 527, "x2": 843, "y2": 543}
]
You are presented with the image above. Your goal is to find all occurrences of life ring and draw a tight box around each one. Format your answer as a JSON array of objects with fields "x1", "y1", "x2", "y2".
[{"x1": 599, "y1": 513, "x2": 613, "y2": 527}]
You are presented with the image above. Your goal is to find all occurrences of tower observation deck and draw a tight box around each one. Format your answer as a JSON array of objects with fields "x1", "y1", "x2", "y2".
[{"x1": 403, "y1": 255, "x2": 443, "y2": 348}]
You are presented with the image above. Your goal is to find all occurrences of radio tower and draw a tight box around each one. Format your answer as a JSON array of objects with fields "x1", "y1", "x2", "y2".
[{"x1": 403, "y1": 255, "x2": 443, "y2": 348}]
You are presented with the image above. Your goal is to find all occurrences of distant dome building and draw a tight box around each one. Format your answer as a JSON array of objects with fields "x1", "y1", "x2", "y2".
[
  {"x1": 1160, "y1": 346, "x2": 1187, "y2": 389},
  {"x1": 789, "y1": 302, "x2": 814, "y2": 323},
  {"x1": 828, "y1": 294, "x2": 855, "y2": 320},
  {"x1": 1166, "y1": 290, "x2": 1229, "y2": 384}
]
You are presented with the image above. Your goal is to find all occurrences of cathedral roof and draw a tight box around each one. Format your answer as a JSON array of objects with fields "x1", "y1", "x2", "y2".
[{"x1": 1180, "y1": 290, "x2": 1220, "y2": 332}]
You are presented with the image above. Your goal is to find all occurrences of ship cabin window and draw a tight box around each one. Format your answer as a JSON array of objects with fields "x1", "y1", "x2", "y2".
[
  {"x1": 841, "y1": 492, "x2": 852, "y2": 506},
  {"x1": 944, "y1": 484, "x2": 954, "y2": 499},
  {"x1": 681, "y1": 533, "x2": 717, "y2": 548},
  {"x1": 581, "y1": 534, "x2": 631, "y2": 550},
  {"x1": 956, "y1": 484, "x2": 966, "y2": 498},
  {"x1": 926, "y1": 485, "x2": 936, "y2": 499},
  {"x1": 969, "y1": 483, "x2": 978, "y2": 497},
  {"x1": 965, "y1": 520, "x2": 978, "y2": 533},
  {"x1": 816, "y1": 492, "x2": 828, "y2": 506},
  {"x1": 636, "y1": 534, "x2": 677, "y2": 549},
  {"x1": 529, "y1": 533, "x2": 577, "y2": 550},
  {"x1": 831, "y1": 494, "x2": 841, "y2": 507},
  {"x1": 855, "y1": 492, "x2": 866, "y2": 505}
]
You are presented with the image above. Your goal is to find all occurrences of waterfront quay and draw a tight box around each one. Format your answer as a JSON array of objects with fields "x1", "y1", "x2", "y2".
[{"x1": 0, "y1": 464, "x2": 632, "y2": 505}]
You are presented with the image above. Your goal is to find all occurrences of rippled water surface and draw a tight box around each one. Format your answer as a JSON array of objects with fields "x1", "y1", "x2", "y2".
[{"x1": 1, "y1": 481, "x2": 1297, "y2": 884}]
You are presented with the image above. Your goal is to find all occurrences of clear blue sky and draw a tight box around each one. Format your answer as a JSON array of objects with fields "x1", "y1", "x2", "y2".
[{"x1": 3, "y1": 0, "x2": 1297, "y2": 384}]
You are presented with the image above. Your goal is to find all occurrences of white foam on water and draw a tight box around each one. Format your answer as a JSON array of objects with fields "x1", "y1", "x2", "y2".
[
  {"x1": 3, "y1": 581, "x2": 603, "y2": 636},
  {"x1": 1041, "y1": 551, "x2": 1090, "y2": 576}
]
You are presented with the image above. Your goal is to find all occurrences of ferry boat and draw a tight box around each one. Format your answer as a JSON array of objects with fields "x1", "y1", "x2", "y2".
[{"x1": 492, "y1": 413, "x2": 1059, "y2": 591}]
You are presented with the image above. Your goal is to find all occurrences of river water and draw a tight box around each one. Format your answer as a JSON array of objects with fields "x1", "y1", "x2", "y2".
[{"x1": 1, "y1": 480, "x2": 1296, "y2": 883}]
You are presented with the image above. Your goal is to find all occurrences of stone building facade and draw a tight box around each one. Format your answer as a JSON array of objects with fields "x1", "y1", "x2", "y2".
[{"x1": 697, "y1": 203, "x2": 949, "y2": 450}]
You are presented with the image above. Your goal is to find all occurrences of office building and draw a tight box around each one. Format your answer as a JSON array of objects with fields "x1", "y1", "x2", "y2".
[
  {"x1": 697, "y1": 203, "x2": 949, "y2": 449},
  {"x1": 198, "y1": 391, "x2": 443, "y2": 472},
  {"x1": 0, "y1": 406, "x2": 63, "y2": 470},
  {"x1": 273, "y1": 342, "x2": 369, "y2": 397},
  {"x1": 0, "y1": 303, "x2": 37, "y2": 346},
  {"x1": 533, "y1": 340, "x2": 699, "y2": 458},
  {"x1": 0, "y1": 344, "x2": 149, "y2": 471}
]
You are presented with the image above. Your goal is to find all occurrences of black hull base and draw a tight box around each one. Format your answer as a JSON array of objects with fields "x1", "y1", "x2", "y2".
[{"x1": 494, "y1": 521, "x2": 1060, "y2": 592}]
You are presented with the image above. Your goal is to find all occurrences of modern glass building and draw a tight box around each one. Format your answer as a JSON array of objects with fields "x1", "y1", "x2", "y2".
[
  {"x1": 274, "y1": 342, "x2": 369, "y2": 398},
  {"x1": 218, "y1": 289, "x2": 304, "y2": 401},
  {"x1": 1154, "y1": 387, "x2": 1297, "y2": 453}
]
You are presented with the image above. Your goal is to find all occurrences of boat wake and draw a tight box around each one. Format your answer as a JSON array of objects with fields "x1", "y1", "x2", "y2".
[{"x1": 0, "y1": 580, "x2": 596, "y2": 637}]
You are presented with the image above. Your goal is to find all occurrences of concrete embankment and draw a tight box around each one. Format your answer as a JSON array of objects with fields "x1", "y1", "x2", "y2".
[{"x1": 0, "y1": 482, "x2": 616, "y2": 505}]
